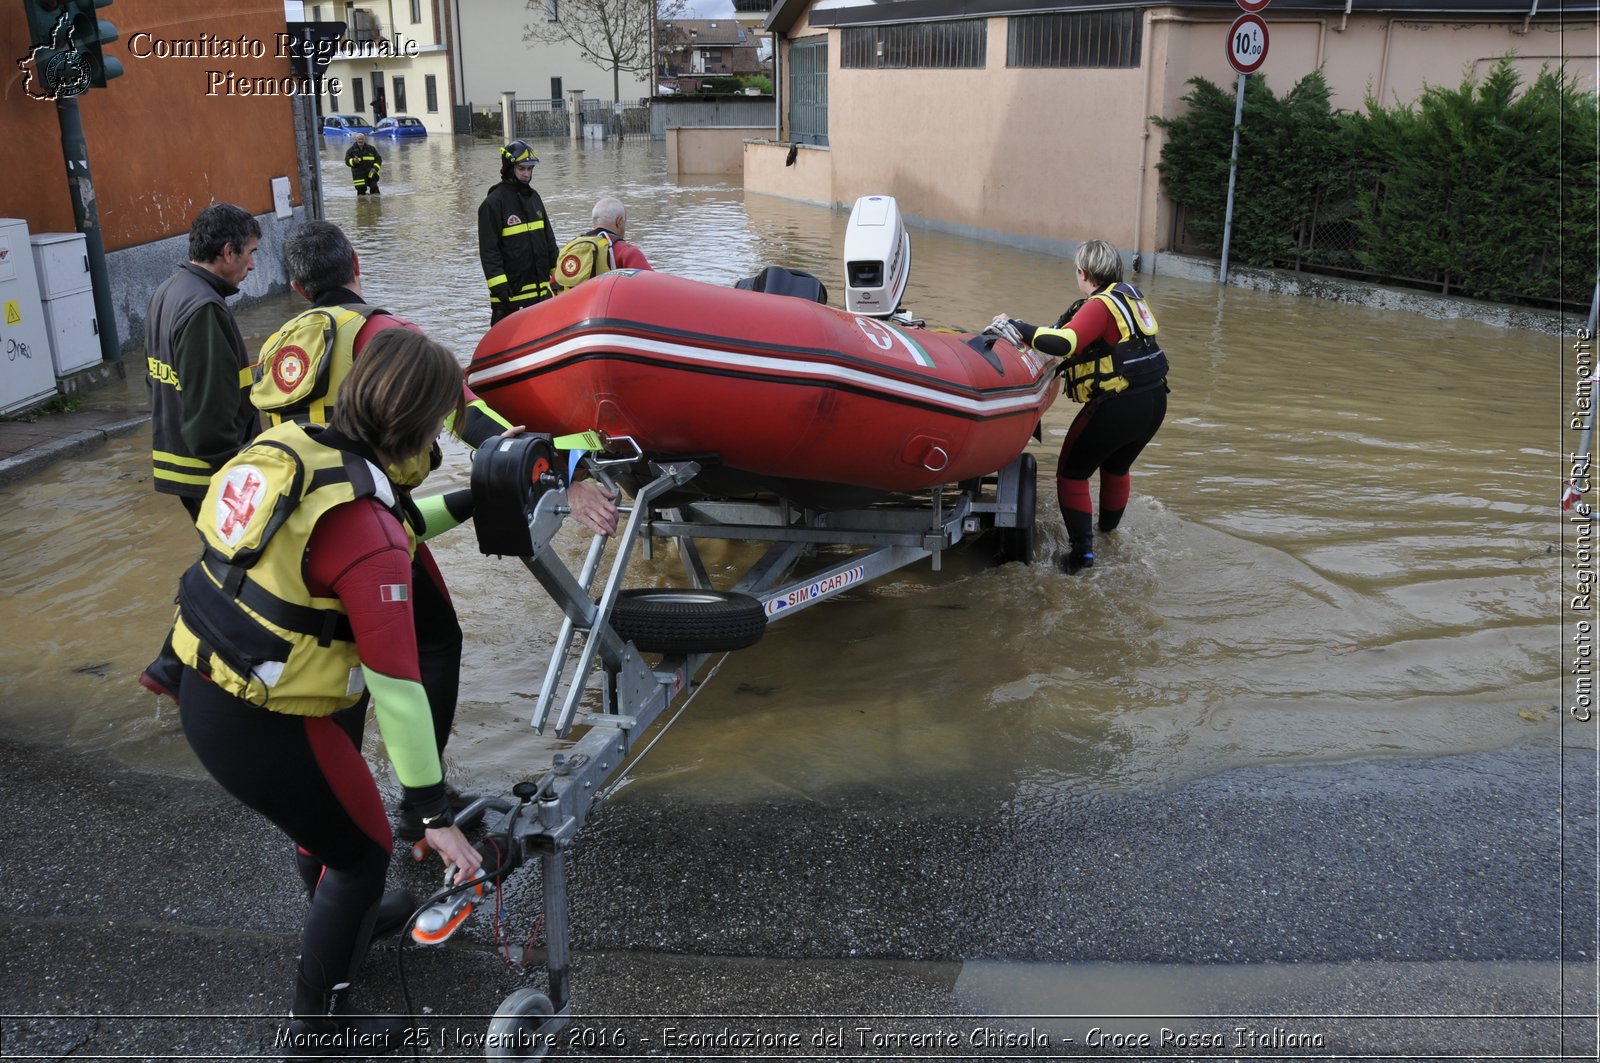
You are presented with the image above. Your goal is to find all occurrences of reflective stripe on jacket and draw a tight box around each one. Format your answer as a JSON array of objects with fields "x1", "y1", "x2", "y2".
[
  {"x1": 477, "y1": 179, "x2": 558, "y2": 308},
  {"x1": 345, "y1": 144, "x2": 381, "y2": 185},
  {"x1": 147, "y1": 263, "x2": 259, "y2": 497}
]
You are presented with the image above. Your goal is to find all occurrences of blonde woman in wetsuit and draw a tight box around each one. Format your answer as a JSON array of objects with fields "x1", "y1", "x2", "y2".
[{"x1": 993, "y1": 239, "x2": 1170, "y2": 573}]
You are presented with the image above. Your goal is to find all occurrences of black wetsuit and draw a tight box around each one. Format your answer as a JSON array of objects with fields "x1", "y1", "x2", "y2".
[
  {"x1": 179, "y1": 673, "x2": 391, "y2": 1017},
  {"x1": 1013, "y1": 286, "x2": 1169, "y2": 560}
]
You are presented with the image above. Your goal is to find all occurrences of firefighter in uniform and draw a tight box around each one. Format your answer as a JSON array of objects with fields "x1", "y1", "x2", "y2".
[
  {"x1": 141, "y1": 204, "x2": 264, "y2": 702},
  {"x1": 991, "y1": 239, "x2": 1170, "y2": 574},
  {"x1": 344, "y1": 133, "x2": 381, "y2": 194},
  {"x1": 146, "y1": 204, "x2": 262, "y2": 515},
  {"x1": 477, "y1": 140, "x2": 558, "y2": 323}
]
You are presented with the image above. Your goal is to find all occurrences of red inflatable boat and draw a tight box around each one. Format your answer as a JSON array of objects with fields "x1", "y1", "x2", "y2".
[{"x1": 466, "y1": 269, "x2": 1059, "y2": 499}]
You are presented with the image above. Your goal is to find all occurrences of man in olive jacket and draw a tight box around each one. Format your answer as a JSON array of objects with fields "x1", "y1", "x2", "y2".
[
  {"x1": 141, "y1": 202, "x2": 263, "y2": 700},
  {"x1": 146, "y1": 202, "x2": 262, "y2": 516}
]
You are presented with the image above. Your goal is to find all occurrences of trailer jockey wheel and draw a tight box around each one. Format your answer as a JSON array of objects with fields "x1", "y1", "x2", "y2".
[
  {"x1": 610, "y1": 589, "x2": 767, "y2": 654},
  {"x1": 487, "y1": 988, "x2": 555, "y2": 1059},
  {"x1": 995, "y1": 452, "x2": 1037, "y2": 567}
]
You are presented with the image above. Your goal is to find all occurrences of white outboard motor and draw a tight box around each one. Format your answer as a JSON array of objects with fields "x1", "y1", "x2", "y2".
[{"x1": 843, "y1": 195, "x2": 911, "y2": 318}]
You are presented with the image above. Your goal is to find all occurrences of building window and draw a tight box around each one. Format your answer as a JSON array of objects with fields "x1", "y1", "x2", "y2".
[
  {"x1": 788, "y1": 36, "x2": 827, "y2": 146},
  {"x1": 545, "y1": 0, "x2": 558, "y2": 21},
  {"x1": 840, "y1": 20, "x2": 986, "y2": 70},
  {"x1": 393, "y1": 76, "x2": 407, "y2": 112},
  {"x1": 1007, "y1": 11, "x2": 1143, "y2": 68},
  {"x1": 425, "y1": 74, "x2": 438, "y2": 112},
  {"x1": 353, "y1": 76, "x2": 365, "y2": 112},
  {"x1": 312, "y1": 5, "x2": 322, "y2": 20},
  {"x1": 410, "y1": 0, "x2": 420, "y2": 23}
]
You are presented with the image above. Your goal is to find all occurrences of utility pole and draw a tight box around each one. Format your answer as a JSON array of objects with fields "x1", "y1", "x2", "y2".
[
  {"x1": 55, "y1": 93, "x2": 120, "y2": 362},
  {"x1": 22, "y1": 0, "x2": 128, "y2": 363}
]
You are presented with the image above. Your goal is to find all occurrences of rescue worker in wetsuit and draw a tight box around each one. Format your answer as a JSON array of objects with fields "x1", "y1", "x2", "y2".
[
  {"x1": 259, "y1": 220, "x2": 618, "y2": 841},
  {"x1": 477, "y1": 140, "x2": 558, "y2": 323},
  {"x1": 991, "y1": 239, "x2": 1170, "y2": 573},
  {"x1": 171, "y1": 332, "x2": 484, "y2": 1054},
  {"x1": 345, "y1": 133, "x2": 381, "y2": 195}
]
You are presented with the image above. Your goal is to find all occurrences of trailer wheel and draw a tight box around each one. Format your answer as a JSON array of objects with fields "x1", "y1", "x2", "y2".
[
  {"x1": 994, "y1": 453, "x2": 1038, "y2": 566},
  {"x1": 487, "y1": 988, "x2": 554, "y2": 1059},
  {"x1": 610, "y1": 589, "x2": 767, "y2": 654}
]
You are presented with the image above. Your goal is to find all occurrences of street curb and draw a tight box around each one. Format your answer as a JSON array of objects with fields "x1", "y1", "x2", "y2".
[{"x1": 0, "y1": 414, "x2": 148, "y2": 487}]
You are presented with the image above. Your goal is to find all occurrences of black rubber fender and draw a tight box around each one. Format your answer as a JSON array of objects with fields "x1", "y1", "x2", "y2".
[{"x1": 609, "y1": 589, "x2": 767, "y2": 654}]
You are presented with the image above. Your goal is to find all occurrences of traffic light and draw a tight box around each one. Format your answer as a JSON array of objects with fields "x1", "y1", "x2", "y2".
[
  {"x1": 17, "y1": 0, "x2": 120, "y2": 93},
  {"x1": 20, "y1": 0, "x2": 64, "y2": 46},
  {"x1": 72, "y1": 0, "x2": 122, "y2": 87}
]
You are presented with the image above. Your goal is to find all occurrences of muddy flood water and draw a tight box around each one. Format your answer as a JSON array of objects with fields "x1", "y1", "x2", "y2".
[{"x1": 0, "y1": 137, "x2": 1572, "y2": 820}]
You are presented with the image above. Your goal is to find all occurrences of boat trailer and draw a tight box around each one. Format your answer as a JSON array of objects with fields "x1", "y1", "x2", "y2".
[{"x1": 415, "y1": 431, "x2": 1036, "y2": 1056}]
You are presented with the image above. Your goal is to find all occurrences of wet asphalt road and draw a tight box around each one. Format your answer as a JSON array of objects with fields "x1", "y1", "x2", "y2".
[{"x1": 0, "y1": 728, "x2": 1594, "y2": 1061}]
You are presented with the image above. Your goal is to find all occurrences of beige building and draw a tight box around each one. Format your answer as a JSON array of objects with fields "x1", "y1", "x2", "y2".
[
  {"x1": 454, "y1": 0, "x2": 651, "y2": 110},
  {"x1": 303, "y1": 0, "x2": 654, "y2": 134},
  {"x1": 745, "y1": 0, "x2": 1599, "y2": 269},
  {"x1": 306, "y1": 0, "x2": 456, "y2": 134}
]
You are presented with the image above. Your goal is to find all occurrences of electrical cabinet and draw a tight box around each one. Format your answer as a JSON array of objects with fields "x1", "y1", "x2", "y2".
[
  {"x1": 0, "y1": 218, "x2": 58, "y2": 415},
  {"x1": 31, "y1": 232, "x2": 91, "y2": 299},
  {"x1": 41, "y1": 290, "x2": 101, "y2": 374},
  {"x1": 30, "y1": 231, "x2": 102, "y2": 375}
]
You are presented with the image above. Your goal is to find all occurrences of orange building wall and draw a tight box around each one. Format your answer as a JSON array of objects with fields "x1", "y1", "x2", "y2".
[{"x1": 1, "y1": 0, "x2": 303, "y2": 251}]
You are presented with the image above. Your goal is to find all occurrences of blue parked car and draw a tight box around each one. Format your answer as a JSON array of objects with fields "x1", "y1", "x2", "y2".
[
  {"x1": 321, "y1": 114, "x2": 374, "y2": 136},
  {"x1": 373, "y1": 115, "x2": 428, "y2": 138}
]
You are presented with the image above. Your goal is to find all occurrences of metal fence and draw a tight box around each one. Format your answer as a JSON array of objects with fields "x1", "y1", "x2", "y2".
[
  {"x1": 583, "y1": 97, "x2": 652, "y2": 138},
  {"x1": 509, "y1": 98, "x2": 653, "y2": 140}
]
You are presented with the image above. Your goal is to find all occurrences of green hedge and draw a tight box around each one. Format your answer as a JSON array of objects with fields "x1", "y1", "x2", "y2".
[
  {"x1": 1154, "y1": 58, "x2": 1598, "y2": 308},
  {"x1": 1154, "y1": 70, "x2": 1361, "y2": 269}
]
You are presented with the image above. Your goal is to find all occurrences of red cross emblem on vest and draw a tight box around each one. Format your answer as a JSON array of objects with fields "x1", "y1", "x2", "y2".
[{"x1": 218, "y1": 466, "x2": 266, "y2": 545}]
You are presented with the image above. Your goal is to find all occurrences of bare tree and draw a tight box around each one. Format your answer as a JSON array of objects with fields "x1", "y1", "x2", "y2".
[{"x1": 525, "y1": 0, "x2": 687, "y2": 105}]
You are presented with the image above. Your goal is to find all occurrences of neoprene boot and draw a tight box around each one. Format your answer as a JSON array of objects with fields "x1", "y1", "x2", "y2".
[
  {"x1": 138, "y1": 633, "x2": 183, "y2": 702},
  {"x1": 372, "y1": 890, "x2": 419, "y2": 938},
  {"x1": 1098, "y1": 508, "x2": 1125, "y2": 533},
  {"x1": 285, "y1": 983, "x2": 408, "y2": 1059},
  {"x1": 1060, "y1": 507, "x2": 1095, "y2": 574}
]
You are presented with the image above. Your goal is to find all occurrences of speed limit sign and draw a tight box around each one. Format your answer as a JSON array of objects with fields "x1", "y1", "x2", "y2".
[{"x1": 1227, "y1": 13, "x2": 1269, "y2": 74}]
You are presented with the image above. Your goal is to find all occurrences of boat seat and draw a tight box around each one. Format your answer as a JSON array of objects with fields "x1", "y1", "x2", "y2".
[{"x1": 734, "y1": 267, "x2": 829, "y2": 305}]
